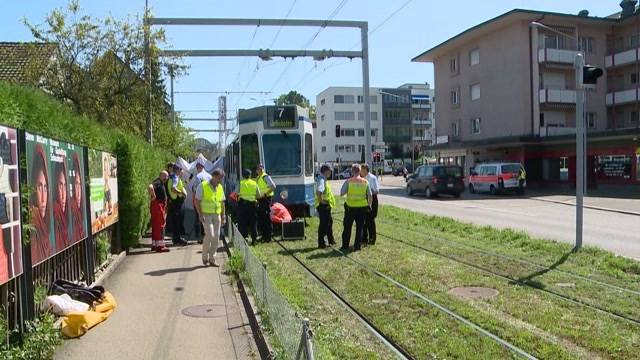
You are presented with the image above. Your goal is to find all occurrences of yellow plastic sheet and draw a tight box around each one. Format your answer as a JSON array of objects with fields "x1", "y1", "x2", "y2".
[{"x1": 61, "y1": 292, "x2": 117, "y2": 338}]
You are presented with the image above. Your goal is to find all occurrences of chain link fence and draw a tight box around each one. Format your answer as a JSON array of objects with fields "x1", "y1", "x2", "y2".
[{"x1": 229, "y1": 223, "x2": 313, "y2": 360}]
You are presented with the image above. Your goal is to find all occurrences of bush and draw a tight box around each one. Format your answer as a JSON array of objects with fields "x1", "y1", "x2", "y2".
[
  {"x1": 0, "y1": 313, "x2": 62, "y2": 360},
  {"x1": 0, "y1": 81, "x2": 173, "y2": 248}
]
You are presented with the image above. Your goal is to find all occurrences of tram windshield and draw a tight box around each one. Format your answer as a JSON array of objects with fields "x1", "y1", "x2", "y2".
[{"x1": 262, "y1": 133, "x2": 301, "y2": 176}]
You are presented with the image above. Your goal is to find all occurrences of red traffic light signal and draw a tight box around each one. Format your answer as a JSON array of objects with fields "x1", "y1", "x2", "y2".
[{"x1": 335, "y1": 124, "x2": 341, "y2": 138}]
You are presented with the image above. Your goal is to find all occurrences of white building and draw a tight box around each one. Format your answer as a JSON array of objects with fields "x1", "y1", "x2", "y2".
[
  {"x1": 399, "y1": 83, "x2": 436, "y2": 152},
  {"x1": 315, "y1": 87, "x2": 384, "y2": 165}
]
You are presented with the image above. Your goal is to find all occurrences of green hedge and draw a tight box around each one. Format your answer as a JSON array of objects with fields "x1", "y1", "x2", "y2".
[{"x1": 0, "y1": 81, "x2": 171, "y2": 249}]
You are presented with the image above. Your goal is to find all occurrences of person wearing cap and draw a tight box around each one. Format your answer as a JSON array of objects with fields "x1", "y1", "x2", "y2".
[
  {"x1": 361, "y1": 164, "x2": 379, "y2": 245},
  {"x1": 340, "y1": 163, "x2": 372, "y2": 252},
  {"x1": 315, "y1": 165, "x2": 336, "y2": 248},
  {"x1": 238, "y1": 169, "x2": 261, "y2": 244},
  {"x1": 167, "y1": 164, "x2": 187, "y2": 246},
  {"x1": 195, "y1": 169, "x2": 226, "y2": 266},
  {"x1": 188, "y1": 162, "x2": 212, "y2": 243},
  {"x1": 148, "y1": 170, "x2": 170, "y2": 252},
  {"x1": 255, "y1": 164, "x2": 276, "y2": 242}
]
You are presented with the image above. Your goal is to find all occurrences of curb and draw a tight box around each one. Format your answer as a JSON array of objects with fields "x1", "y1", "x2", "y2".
[
  {"x1": 91, "y1": 251, "x2": 127, "y2": 287},
  {"x1": 531, "y1": 197, "x2": 640, "y2": 216}
]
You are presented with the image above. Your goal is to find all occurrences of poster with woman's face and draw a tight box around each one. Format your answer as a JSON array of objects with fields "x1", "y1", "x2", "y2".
[
  {"x1": 0, "y1": 126, "x2": 22, "y2": 285},
  {"x1": 26, "y1": 133, "x2": 88, "y2": 266},
  {"x1": 88, "y1": 149, "x2": 118, "y2": 234}
]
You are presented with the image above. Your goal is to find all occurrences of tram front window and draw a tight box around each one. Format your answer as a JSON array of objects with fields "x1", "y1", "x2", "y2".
[{"x1": 262, "y1": 133, "x2": 301, "y2": 176}]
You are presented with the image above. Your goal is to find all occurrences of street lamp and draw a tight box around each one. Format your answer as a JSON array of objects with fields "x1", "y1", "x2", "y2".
[{"x1": 530, "y1": 22, "x2": 602, "y2": 250}]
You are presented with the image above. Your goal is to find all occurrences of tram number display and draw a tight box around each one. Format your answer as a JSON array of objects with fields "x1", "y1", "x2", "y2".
[{"x1": 265, "y1": 106, "x2": 297, "y2": 129}]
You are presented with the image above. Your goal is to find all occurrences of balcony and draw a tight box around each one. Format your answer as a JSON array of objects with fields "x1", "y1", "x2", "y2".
[
  {"x1": 606, "y1": 88, "x2": 638, "y2": 106},
  {"x1": 605, "y1": 48, "x2": 639, "y2": 68},
  {"x1": 538, "y1": 48, "x2": 579, "y2": 64},
  {"x1": 539, "y1": 89, "x2": 576, "y2": 104},
  {"x1": 540, "y1": 126, "x2": 576, "y2": 137}
]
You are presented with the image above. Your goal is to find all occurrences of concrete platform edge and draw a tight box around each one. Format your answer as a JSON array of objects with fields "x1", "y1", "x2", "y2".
[{"x1": 91, "y1": 250, "x2": 127, "y2": 287}]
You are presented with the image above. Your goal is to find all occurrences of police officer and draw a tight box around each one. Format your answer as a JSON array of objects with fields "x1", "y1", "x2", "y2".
[
  {"x1": 256, "y1": 164, "x2": 276, "y2": 242},
  {"x1": 315, "y1": 165, "x2": 336, "y2": 249},
  {"x1": 340, "y1": 163, "x2": 372, "y2": 252},
  {"x1": 238, "y1": 169, "x2": 261, "y2": 244},
  {"x1": 167, "y1": 164, "x2": 187, "y2": 246},
  {"x1": 361, "y1": 164, "x2": 379, "y2": 245},
  {"x1": 518, "y1": 165, "x2": 527, "y2": 194}
]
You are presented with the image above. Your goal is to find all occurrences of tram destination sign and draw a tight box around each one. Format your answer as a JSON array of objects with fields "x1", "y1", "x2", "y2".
[{"x1": 265, "y1": 106, "x2": 297, "y2": 129}]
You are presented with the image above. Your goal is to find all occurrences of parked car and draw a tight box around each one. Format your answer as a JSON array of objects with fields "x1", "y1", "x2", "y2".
[
  {"x1": 468, "y1": 162, "x2": 525, "y2": 195},
  {"x1": 406, "y1": 165, "x2": 465, "y2": 198},
  {"x1": 337, "y1": 169, "x2": 352, "y2": 180}
]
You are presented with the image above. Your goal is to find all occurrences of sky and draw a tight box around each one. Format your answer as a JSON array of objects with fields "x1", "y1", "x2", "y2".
[{"x1": 2, "y1": 0, "x2": 620, "y2": 143}]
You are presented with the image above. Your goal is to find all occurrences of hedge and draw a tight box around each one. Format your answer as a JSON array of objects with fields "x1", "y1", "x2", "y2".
[{"x1": 0, "y1": 81, "x2": 172, "y2": 249}]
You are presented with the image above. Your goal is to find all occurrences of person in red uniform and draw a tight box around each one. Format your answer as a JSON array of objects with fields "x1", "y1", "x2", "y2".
[
  {"x1": 29, "y1": 144, "x2": 52, "y2": 264},
  {"x1": 70, "y1": 153, "x2": 86, "y2": 242},
  {"x1": 149, "y1": 171, "x2": 170, "y2": 252},
  {"x1": 53, "y1": 156, "x2": 70, "y2": 252}
]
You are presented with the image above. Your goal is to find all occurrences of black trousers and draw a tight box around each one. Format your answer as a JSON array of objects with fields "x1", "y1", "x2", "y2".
[
  {"x1": 168, "y1": 198, "x2": 185, "y2": 243},
  {"x1": 363, "y1": 195, "x2": 378, "y2": 244},
  {"x1": 317, "y1": 204, "x2": 335, "y2": 247},
  {"x1": 238, "y1": 199, "x2": 258, "y2": 243},
  {"x1": 341, "y1": 205, "x2": 369, "y2": 250},
  {"x1": 257, "y1": 197, "x2": 273, "y2": 242}
]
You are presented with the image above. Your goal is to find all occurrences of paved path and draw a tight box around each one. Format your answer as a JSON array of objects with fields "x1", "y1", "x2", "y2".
[
  {"x1": 331, "y1": 178, "x2": 640, "y2": 260},
  {"x1": 55, "y1": 239, "x2": 259, "y2": 360}
]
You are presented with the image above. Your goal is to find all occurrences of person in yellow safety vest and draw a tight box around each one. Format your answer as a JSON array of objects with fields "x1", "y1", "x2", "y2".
[
  {"x1": 167, "y1": 164, "x2": 188, "y2": 246},
  {"x1": 315, "y1": 165, "x2": 336, "y2": 249},
  {"x1": 256, "y1": 164, "x2": 276, "y2": 243},
  {"x1": 340, "y1": 163, "x2": 372, "y2": 252},
  {"x1": 195, "y1": 169, "x2": 226, "y2": 266},
  {"x1": 238, "y1": 169, "x2": 261, "y2": 244},
  {"x1": 518, "y1": 165, "x2": 527, "y2": 195}
]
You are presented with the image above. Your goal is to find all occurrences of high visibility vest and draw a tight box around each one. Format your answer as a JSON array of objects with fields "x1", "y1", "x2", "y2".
[
  {"x1": 345, "y1": 179, "x2": 369, "y2": 208},
  {"x1": 201, "y1": 181, "x2": 224, "y2": 215},
  {"x1": 314, "y1": 178, "x2": 335, "y2": 209},
  {"x1": 239, "y1": 179, "x2": 259, "y2": 202},
  {"x1": 518, "y1": 168, "x2": 527, "y2": 181},
  {"x1": 168, "y1": 177, "x2": 185, "y2": 200},
  {"x1": 257, "y1": 173, "x2": 274, "y2": 197}
]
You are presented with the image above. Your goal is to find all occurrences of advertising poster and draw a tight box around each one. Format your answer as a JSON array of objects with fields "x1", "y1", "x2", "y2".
[
  {"x1": 25, "y1": 132, "x2": 87, "y2": 266},
  {"x1": 88, "y1": 149, "x2": 118, "y2": 234},
  {"x1": 0, "y1": 126, "x2": 22, "y2": 285}
]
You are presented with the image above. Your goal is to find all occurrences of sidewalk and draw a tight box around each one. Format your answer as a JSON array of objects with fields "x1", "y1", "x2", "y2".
[{"x1": 55, "y1": 238, "x2": 259, "y2": 360}]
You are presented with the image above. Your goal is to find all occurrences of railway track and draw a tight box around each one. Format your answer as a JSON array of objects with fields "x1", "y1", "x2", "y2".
[{"x1": 275, "y1": 240, "x2": 538, "y2": 360}]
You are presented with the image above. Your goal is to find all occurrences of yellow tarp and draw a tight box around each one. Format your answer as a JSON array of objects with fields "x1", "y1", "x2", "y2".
[{"x1": 60, "y1": 292, "x2": 117, "y2": 338}]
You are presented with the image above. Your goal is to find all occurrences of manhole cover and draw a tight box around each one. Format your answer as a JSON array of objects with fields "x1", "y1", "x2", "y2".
[
  {"x1": 556, "y1": 283, "x2": 576, "y2": 288},
  {"x1": 182, "y1": 304, "x2": 226, "y2": 318},
  {"x1": 449, "y1": 287, "x2": 499, "y2": 299}
]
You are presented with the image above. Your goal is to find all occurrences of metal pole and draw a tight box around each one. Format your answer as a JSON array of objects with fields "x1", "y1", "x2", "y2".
[
  {"x1": 170, "y1": 66, "x2": 175, "y2": 127},
  {"x1": 144, "y1": 0, "x2": 153, "y2": 144},
  {"x1": 361, "y1": 24, "x2": 372, "y2": 166},
  {"x1": 574, "y1": 53, "x2": 585, "y2": 250}
]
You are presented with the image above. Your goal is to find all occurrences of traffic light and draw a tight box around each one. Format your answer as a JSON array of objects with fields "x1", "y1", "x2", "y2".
[
  {"x1": 335, "y1": 124, "x2": 341, "y2": 137},
  {"x1": 583, "y1": 66, "x2": 603, "y2": 85}
]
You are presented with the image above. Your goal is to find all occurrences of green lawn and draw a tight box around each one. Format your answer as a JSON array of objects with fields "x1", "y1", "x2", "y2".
[{"x1": 243, "y1": 199, "x2": 640, "y2": 359}]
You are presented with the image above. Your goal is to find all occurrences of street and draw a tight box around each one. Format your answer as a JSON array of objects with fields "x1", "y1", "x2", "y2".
[{"x1": 332, "y1": 176, "x2": 640, "y2": 260}]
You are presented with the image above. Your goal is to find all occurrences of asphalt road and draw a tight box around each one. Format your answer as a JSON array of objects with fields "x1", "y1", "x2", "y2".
[{"x1": 332, "y1": 177, "x2": 640, "y2": 260}]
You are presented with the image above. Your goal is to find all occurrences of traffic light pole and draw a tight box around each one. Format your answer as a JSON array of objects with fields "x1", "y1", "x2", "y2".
[{"x1": 574, "y1": 53, "x2": 585, "y2": 250}]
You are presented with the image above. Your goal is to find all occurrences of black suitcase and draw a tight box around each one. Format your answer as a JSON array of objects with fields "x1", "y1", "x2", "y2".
[{"x1": 281, "y1": 219, "x2": 305, "y2": 240}]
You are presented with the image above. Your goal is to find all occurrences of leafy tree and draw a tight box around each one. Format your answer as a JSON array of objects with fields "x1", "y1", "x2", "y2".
[
  {"x1": 23, "y1": 0, "x2": 193, "y2": 156},
  {"x1": 275, "y1": 90, "x2": 316, "y2": 120}
]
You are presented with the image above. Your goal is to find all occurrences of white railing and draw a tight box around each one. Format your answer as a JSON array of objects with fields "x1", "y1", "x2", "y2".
[
  {"x1": 538, "y1": 48, "x2": 579, "y2": 64},
  {"x1": 606, "y1": 88, "x2": 638, "y2": 106},
  {"x1": 605, "y1": 48, "x2": 638, "y2": 68},
  {"x1": 540, "y1": 126, "x2": 576, "y2": 137},
  {"x1": 539, "y1": 89, "x2": 576, "y2": 104}
]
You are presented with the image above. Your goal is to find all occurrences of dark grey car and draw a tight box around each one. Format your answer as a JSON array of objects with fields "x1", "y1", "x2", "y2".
[{"x1": 406, "y1": 165, "x2": 465, "y2": 198}]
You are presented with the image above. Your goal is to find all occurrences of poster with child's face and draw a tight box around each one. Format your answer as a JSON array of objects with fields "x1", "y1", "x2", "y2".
[{"x1": 0, "y1": 126, "x2": 22, "y2": 285}]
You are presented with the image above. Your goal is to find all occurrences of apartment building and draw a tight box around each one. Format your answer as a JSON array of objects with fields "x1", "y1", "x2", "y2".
[
  {"x1": 412, "y1": 2, "x2": 640, "y2": 187},
  {"x1": 315, "y1": 84, "x2": 435, "y2": 165}
]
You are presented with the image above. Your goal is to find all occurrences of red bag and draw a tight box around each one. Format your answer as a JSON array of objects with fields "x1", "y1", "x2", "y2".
[{"x1": 270, "y1": 202, "x2": 292, "y2": 224}]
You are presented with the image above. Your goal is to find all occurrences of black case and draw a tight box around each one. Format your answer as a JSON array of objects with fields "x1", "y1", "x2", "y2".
[{"x1": 281, "y1": 219, "x2": 305, "y2": 240}]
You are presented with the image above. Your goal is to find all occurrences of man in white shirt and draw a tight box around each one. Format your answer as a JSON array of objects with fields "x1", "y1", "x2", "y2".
[
  {"x1": 361, "y1": 164, "x2": 379, "y2": 245},
  {"x1": 187, "y1": 162, "x2": 212, "y2": 243}
]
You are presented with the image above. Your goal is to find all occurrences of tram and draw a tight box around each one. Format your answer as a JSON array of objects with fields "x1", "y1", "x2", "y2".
[{"x1": 225, "y1": 105, "x2": 315, "y2": 217}]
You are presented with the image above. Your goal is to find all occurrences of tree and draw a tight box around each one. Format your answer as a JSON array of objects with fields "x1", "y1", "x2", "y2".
[
  {"x1": 275, "y1": 90, "x2": 316, "y2": 120},
  {"x1": 23, "y1": 0, "x2": 193, "y2": 156}
]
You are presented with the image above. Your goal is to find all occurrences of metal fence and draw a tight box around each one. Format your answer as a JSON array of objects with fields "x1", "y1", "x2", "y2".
[{"x1": 229, "y1": 223, "x2": 313, "y2": 360}]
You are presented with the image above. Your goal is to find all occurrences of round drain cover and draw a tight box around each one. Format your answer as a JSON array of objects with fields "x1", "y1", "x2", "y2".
[
  {"x1": 182, "y1": 304, "x2": 226, "y2": 318},
  {"x1": 449, "y1": 287, "x2": 499, "y2": 299}
]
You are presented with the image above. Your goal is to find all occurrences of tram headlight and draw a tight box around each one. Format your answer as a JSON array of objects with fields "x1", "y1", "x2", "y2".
[{"x1": 280, "y1": 190, "x2": 288, "y2": 200}]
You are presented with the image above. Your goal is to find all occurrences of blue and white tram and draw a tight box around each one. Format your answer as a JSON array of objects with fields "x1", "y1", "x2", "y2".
[{"x1": 225, "y1": 105, "x2": 315, "y2": 216}]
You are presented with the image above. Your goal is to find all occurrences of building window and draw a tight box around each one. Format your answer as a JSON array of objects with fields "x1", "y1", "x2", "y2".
[
  {"x1": 630, "y1": 72, "x2": 638, "y2": 85},
  {"x1": 321, "y1": 146, "x2": 326, "y2": 152},
  {"x1": 371, "y1": 112, "x2": 378, "y2": 120},
  {"x1": 471, "y1": 117, "x2": 481, "y2": 134},
  {"x1": 321, "y1": 130, "x2": 326, "y2": 137},
  {"x1": 630, "y1": 35, "x2": 639, "y2": 49},
  {"x1": 540, "y1": 113, "x2": 545, "y2": 127},
  {"x1": 358, "y1": 144, "x2": 365, "y2": 152},
  {"x1": 320, "y1": 98, "x2": 325, "y2": 106},
  {"x1": 345, "y1": 145, "x2": 355, "y2": 153},
  {"x1": 357, "y1": 129, "x2": 365, "y2": 137},
  {"x1": 469, "y1": 48, "x2": 480, "y2": 66},
  {"x1": 357, "y1": 95, "x2": 363, "y2": 103},
  {"x1": 587, "y1": 112, "x2": 597, "y2": 129},
  {"x1": 357, "y1": 112, "x2": 379, "y2": 121},
  {"x1": 335, "y1": 111, "x2": 355, "y2": 121},
  {"x1": 450, "y1": 88, "x2": 459, "y2": 105},
  {"x1": 470, "y1": 83, "x2": 481, "y2": 101},
  {"x1": 449, "y1": 56, "x2": 458, "y2": 73},
  {"x1": 340, "y1": 128, "x2": 356, "y2": 137},
  {"x1": 544, "y1": 34, "x2": 567, "y2": 49},
  {"x1": 452, "y1": 122, "x2": 459, "y2": 137},
  {"x1": 631, "y1": 111, "x2": 639, "y2": 123},
  {"x1": 334, "y1": 95, "x2": 344, "y2": 104},
  {"x1": 320, "y1": 114, "x2": 325, "y2": 121},
  {"x1": 579, "y1": 36, "x2": 594, "y2": 53},
  {"x1": 357, "y1": 95, "x2": 377, "y2": 104}
]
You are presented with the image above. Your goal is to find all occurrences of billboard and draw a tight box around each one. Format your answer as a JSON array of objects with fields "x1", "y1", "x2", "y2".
[
  {"x1": 88, "y1": 149, "x2": 118, "y2": 234},
  {"x1": 25, "y1": 132, "x2": 87, "y2": 266},
  {"x1": 0, "y1": 127, "x2": 22, "y2": 284}
]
